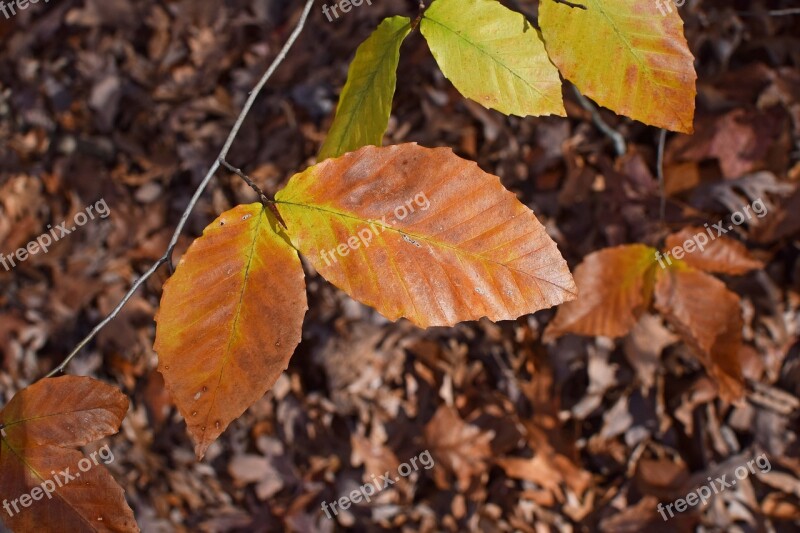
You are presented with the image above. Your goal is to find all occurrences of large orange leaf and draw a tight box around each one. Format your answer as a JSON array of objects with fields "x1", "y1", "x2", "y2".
[
  {"x1": 0, "y1": 376, "x2": 136, "y2": 532},
  {"x1": 274, "y1": 144, "x2": 576, "y2": 328},
  {"x1": 663, "y1": 227, "x2": 763, "y2": 275},
  {"x1": 539, "y1": 0, "x2": 696, "y2": 132},
  {"x1": 654, "y1": 264, "x2": 745, "y2": 401},
  {"x1": 544, "y1": 244, "x2": 659, "y2": 341},
  {"x1": 154, "y1": 204, "x2": 307, "y2": 458}
]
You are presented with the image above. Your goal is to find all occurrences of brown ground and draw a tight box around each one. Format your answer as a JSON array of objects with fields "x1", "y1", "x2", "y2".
[{"x1": 1, "y1": 0, "x2": 799, "y2": 531}]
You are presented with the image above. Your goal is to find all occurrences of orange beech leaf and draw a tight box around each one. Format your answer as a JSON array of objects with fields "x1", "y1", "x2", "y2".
[
  {"x1": 654, "y1": 264, "x2": 745, "y2": 401},
  {"x1": 0, "y1": 376, "x2": 136, "y2": 532},
  {"x1": 275, "y1": 144, "x2": 576, "y2": 328},
  {"x1": 154, "y1": 204, "x2": 307, "y2": 459},
  {"x1": 662, "y1": 226, "x2": 764, "y2": 275},
  {"x1": 539, "y1": 0, "x2": 696, "y2": 132},
  {"x1": 544, "y1": 244, "x2": 659, "y2": 341}
]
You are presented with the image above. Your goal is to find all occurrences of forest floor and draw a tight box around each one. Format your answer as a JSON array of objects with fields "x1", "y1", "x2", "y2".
[{"x1": 1, "y1": 0, "x2": 799, "y2": 531}]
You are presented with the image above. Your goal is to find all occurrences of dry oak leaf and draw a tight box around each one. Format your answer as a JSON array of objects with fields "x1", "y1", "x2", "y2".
[
  {"x1": 154, "y1": 204, "x2": 307, "y2": 459},
  {"x1": 424, "y1": 405, "x2": 494, "y2": 490},
  {"x1": 275, "y1": 144, "x2": 576, "y2": 328},
  {"x1": 654, "y1": 264, "x2": 745, "y2": 401},
  {"x1": 0, "y1": 376, "x2": 136, "y2": 533},
  {"x1": 544, "y1": 244, "x2": 658, "y2": 341},
  {"x1": 539, "y1": 0, "x2": 696, "y2": 132},
  {"x1": 663, "y1": 226, "x2": 764, "y2": 275}
]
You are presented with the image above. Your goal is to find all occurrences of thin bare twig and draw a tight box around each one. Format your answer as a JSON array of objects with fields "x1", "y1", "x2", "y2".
[
  {"x1": 219, "y1": 158, "x2": 288, "y2": 229},
  {"x1": 738, "y1": 8, "x2": 800, "y2": 17},
  {"x1": 552, "y1": 0, "x2": 587, "y2": 9},
  {"x1": 219, "y1": 158, "x2": 271, "y2": 204},
  {"x1": 42, "y1": 0, "x2": 316, "y2": 380},
  {"x1": 571, "y1": 85, "x2": 626, "y2": 156},
  {"x1": 657, "y1": 128, "x2": 667, "y2": 222},
  {"x1": 411, "y1": 1, "x2": 426, "y2": 31}
]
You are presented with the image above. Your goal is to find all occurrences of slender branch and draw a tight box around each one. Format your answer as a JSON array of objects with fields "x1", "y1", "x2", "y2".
[
  {"x1": 738, "y1": 8, "x2": 800, "y2": 17},
  {"x1": 657, "y1": 128, "x2": 667, "y2": 222},
  {"x1": 571, "y1": 85, "x2": 626, "y2": 156},
  {"x1": 42, "y1": 0, "x2": 316, "y2": 380}
]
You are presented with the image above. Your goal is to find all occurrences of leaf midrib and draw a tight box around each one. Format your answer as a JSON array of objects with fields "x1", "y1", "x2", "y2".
[
  {"x1": 0, "y1": 438, "x2": 101, "y2": 531},
  {"x1": 580, "y1": 0, "x2": 690, "y2": 129},
  {"x1": 200, "y1": 206, "x2": 266, "y2": 441},
  {"x1": 422, "y1": 13, "x2": 559, "y2": 107},
  {"x1": 275, "y1": 199, "x2": 575, "y2": 294}
]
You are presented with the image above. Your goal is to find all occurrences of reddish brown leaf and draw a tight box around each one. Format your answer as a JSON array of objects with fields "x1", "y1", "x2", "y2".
[
  {"x1": 154, "y1": 204, "x2": 307, "y2": 459},
  {"x1": 544, "y1": 244, "x2": 658, "y2": 341},
  {"x1": 0, "y1": 376, "x2": 136, "y2": 532},
  {"x1": 424, "y1": 406, "x2": 493, "y2": 490},
  {"x1": 654, "y1": 265, "x2": 745, "y2": 401},
  {"x1": 663, "y1": 226, "x2": 763, "y2": 275}
]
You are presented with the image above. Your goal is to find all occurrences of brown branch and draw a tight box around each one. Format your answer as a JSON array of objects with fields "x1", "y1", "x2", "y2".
[
  {"x1": 411, "y1": 1, "x2": 426, "y2": 31},
  {"x1": 553, "y1": 0, "x2": 587, "y2": 10},
  {"x1": 219, "y1": 158, "x2": 288, "y2": 229},
  {"x1": 41, "y1": 0, "x2": 316, "y2": 380}
]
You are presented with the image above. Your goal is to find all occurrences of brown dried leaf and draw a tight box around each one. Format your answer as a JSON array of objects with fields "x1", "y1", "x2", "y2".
[
  {"x1": 424, "y1": 406, "x2": 493, "y2": 490},
  {"x1": 654, "y1": 266, "x2": 745, "y2": 401},
  {"x1": 0, "y1": 376, "x2": 136, "y2": 532},
  {"x1": 544, "y1": 244, "x2": 658, "y2": 341},
  {"x1": 663, "y1": 226, "x2": 763, "y2": 275}
]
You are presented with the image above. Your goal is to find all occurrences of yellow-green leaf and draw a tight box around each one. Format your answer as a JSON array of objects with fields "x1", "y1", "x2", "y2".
[
  {"x1": 318, "y1": 16, "x2": 412, "y2": 161},
  {"x1": 154, "y1": 204, "x2": 307, "y2": 459},
  {"x1": 539, "y1": 0, "x2": 696, "y2": 132},
  {"x1": 275, "y1": 143, "x2": 576, "y2": 328},
  {"x1": 420, "y1": 0, "x2": 565, "y2": 117}
]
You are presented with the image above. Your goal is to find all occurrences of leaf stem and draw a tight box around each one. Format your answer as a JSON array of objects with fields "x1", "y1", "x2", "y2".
[
  {"x1": 657, "y1": 128, "x2": 667, "y2": 222},
  {"x1": 219, "y1": 158, "x2": 271, "y2": 204},
  {"x1": 411, "y1": 1, "x2": 426, "y2": 31},
  {"x1": 40, "y1": 0, "x2": 316, "y2": 381},
  {"x1": 219, "y1": 158, "x2": 288, "y2": 229},
  {"x1": 571, "y1": 85, "x2": 626, "y2": 157}
]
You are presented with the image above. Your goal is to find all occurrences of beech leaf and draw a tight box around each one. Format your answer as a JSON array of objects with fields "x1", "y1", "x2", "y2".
[
  {"x1": 663, "y1": 226, "x2": 764, "y2": 275},
  {"x1": 318, "y1": 16, "x2": 412, "y2": 161},
  {"x1": 154, "y1": 204, "x2": 308, "y2": 459},
  {"x1": 420, "y1": 0, "x2": 565, "y2": 117},
  {"x1": 544, "y1": 244, "x2": 659, "y2": 341},
  {"x1": 275, "y1": 144, "x2": 576, "y2": 328},
  {"x1": 539, "y1": 0, "x2": 697, "y2": 132},
  {"x1": 0, "y1": 376, "x2": 136, "y2": 533},
  {"x1": 654, "y1": 264, "x2": 745, "y2": 401}
]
